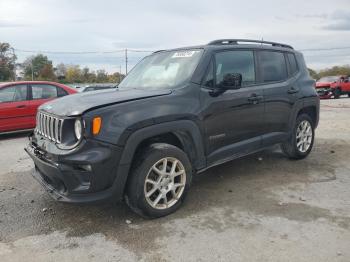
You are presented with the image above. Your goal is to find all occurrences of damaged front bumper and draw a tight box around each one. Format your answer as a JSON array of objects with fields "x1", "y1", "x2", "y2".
[{"x1": 25, "y1": 135, "x2": 127, "y2": 204}]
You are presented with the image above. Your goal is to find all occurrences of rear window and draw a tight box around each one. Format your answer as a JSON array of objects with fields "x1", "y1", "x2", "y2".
[
  {"x1": 259, "y1": 51, "x2": 287, "y2": 82},
  {"x1": 31, "y1": 84, "x2": 58, "y2": 99}
]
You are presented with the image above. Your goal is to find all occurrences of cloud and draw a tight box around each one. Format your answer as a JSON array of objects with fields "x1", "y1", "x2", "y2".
[
  {"x1": 0, "y1": 20, "x2": 28, "y2": 28},
  {"x1": 321, "y1": 10, "x2": 350, "y2": 31},
  {"x1": 1, "y1": 0, "x2": 349, "y2": 72},
  {"x1": 322, "y1": 20, "x2": 350, "y2": 31}
]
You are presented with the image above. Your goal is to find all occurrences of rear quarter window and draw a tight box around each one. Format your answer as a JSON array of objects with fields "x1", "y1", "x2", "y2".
[{"x1": 287, "y1": 53, "x2": 299, "y2": 76}]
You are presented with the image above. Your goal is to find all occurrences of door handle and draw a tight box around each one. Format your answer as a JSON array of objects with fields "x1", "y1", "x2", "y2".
[
  {"x1": 288, "y1": 87, "x2": 299, "y2": 94},
  {"x1": 247, "y1": 94, "x2": 263, "y2": 104},
  {"x1": 16, "y1": 105, "x2": 26, "y2": 108}
]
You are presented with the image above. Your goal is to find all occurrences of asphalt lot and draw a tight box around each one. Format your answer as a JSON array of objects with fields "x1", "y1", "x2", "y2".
[{"x1": 1, "y1": 98, "x2": 350, "y2": 262}]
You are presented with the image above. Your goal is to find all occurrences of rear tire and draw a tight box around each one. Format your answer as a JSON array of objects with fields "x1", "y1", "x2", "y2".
[
  {"x1": 125, "y1": 143, "x2": 192, "y2": 218},
  {"x1": 281, "y1": 114, "x2": 315, "y2": 160},
  {"x1": 333, "y1": 88, "x2": 341, "y2": 99}
]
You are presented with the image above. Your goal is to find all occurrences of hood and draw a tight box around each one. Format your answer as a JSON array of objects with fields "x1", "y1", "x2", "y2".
[
  {"x1": 39, "y1": 88, "x2": 172, "y2": 116},
  {"x1": 315, "y1": 82, "x2": 332, "y2": 88}
]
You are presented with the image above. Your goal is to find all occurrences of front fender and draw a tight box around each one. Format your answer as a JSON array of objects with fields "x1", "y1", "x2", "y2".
[{"x1": 119, "y1": 120, "x2": 206, "y2": 169}]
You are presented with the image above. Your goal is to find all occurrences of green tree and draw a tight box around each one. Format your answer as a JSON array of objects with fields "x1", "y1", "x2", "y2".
[
  {"x1": 308, "y1": 68, "x2": 318, "y2": 80},
  {"x1": 96, "y1": 69, "x2": 108, "y2": 82},
  {"x1": 318, "y1": 65, "x2": 350, "y2": 78},
  {"x1": 38, "y1": 64, "x2": 57, "y2": 81},
  {"x1": 23, "y1": 54, "x2": 55, "y2": 80},
  {"x1": 65, "y1": 65, "x2": 82, "y2": 83},
  {"x1": 107, "y1": 72, "x2": 124, "y2": 83},
  {"x1": 0, "y1": 42, "x2": 17, "y2": 81}
]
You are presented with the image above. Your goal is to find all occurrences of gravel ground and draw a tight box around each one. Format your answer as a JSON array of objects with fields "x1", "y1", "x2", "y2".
[{"x1": 0, "y1": 98, "x2": 350, "y2": 262}]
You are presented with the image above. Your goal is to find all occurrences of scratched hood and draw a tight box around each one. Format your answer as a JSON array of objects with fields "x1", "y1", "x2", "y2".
[{"x1": 39, "y1": 88, "x2": 172, "y2": 116}]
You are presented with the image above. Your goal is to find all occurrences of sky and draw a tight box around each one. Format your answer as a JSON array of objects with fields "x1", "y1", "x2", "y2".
[{"x1": 1, "y1": 0, "x2": 350, "y2": 73}]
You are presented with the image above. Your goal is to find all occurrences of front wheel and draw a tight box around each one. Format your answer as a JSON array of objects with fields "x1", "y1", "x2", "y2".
[
  {"x1": 281, "y1": 114, "x2": 315, "y2": 159},
  {"x1": 125, "y1": 143, "x2": 192, "y2": 218}
]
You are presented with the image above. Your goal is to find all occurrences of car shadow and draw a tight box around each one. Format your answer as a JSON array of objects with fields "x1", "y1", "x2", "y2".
[
  {"x1": 0, "y1": 131, "x2": 32, "y2": 141},
  {"x1": 2, "y1": 139, "x2": 347, "y2": 256}
]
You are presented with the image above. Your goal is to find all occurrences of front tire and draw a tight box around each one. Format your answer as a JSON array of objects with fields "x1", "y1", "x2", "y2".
[
  {"x1": 125, "y1": 143, "x2": 192, "y2": 218},
  {"x1": 281, "y1": 114, "x2": 315, "y2": 159}
]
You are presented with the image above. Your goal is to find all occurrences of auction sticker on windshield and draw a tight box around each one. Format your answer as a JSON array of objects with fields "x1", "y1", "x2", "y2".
[{"x1": 172, "y1": 50, "x2": 199, "y2": 58}]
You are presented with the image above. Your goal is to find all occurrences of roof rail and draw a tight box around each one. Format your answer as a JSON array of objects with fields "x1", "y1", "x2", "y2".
[{"x1": 207, "y1": 39, "x2": 293, "y2": 50}]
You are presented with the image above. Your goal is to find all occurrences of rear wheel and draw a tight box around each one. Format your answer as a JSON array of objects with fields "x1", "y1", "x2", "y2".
[
  {"x1": 281, "y1": 114, "x2": 315, "y2": 159},
  {"x1": 125, "y1": 143, "x2": 192, "y2": 218}
]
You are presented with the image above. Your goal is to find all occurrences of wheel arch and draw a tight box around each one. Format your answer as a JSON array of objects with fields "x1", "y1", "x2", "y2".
[
  {"x1": 297, "y1": 105, "x2": 318, "y2": 127},
  {"x1": 120, "y1": 120, "x2": 205, "y2": 168}
]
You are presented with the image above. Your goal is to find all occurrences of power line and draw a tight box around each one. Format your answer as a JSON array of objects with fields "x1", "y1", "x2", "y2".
[
  {"x1": 15, "y1": 46, "x2": 350, "y2": 54},
  {"x1": 14, "y1": 48, "x2": 154, "y2": 54},
  {"x1": 299, "y1": 46, "x2": 350, "y2": 52}
]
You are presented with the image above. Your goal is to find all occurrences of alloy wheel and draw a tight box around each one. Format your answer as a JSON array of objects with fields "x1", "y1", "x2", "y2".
[
  {"x1": 144, "y1": 157, "x2": 186, "y2": 210},
  {"x1": 296, "y1": 120, "x2": 313, "y2": 153}
]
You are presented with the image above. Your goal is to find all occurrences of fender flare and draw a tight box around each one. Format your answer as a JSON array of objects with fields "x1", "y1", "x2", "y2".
[{"x1": 119, "y1": 120, "x2": 206, "y2": 168}]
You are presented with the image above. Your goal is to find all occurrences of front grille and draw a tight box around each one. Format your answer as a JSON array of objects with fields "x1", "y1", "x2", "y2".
[{"x1": 35, "y1": 111, "x2": 64, "y2": 143}]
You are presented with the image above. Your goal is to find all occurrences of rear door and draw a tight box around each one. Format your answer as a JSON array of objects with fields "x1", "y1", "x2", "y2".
[
  {"x1": 0, "y1": 84, "x2": 32, "y2": 132},
  {"x1": 259, "y1": 50, "x2": 299, "y2": 146},
  {"x1": 27, "y1": 84, "x2": 60, "y2": 127}
]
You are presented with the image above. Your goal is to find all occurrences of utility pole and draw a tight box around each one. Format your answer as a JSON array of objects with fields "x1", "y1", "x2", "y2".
[
  {"x1": 31, "y1": 60, "x2": 34, "y2": 81},
  {"x1": 119, "y1": 65, "x2": 122, "y2": 83},
  {"x1": 10, "y1": 48, "x2": 16, "y2": 81},
  {"x1": 125, "y1": 48, "x2": 128, "y2": 75}
]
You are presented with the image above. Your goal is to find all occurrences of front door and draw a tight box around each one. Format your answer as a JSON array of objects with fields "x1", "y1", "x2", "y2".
[{"x1": 200, "y1": 50, "x2": 264, "y2": 166}]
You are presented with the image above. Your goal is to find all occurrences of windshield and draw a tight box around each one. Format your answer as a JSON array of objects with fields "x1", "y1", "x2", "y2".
[
  {"x1": 317, "y1": 76, "x2": 338, "y2": 82},
  {"x1": 118, "y1": 49, "x2": 203, "y2": 90}
]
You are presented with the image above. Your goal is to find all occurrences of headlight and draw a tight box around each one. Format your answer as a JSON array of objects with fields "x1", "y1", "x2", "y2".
[{"x1": 74, "y1": 119, "x2": 83, "y2": 140}]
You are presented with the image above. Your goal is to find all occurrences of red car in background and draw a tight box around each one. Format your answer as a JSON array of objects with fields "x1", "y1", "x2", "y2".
[
  {"x1": 316, "y1": 75, "x2": 350, "y2": 99},
  {"x1": 0, "y1": 81, "x2": 77, "y2": 134}
]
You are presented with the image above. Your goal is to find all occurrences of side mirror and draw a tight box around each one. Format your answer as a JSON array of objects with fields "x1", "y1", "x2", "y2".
[{"x1": 221, "y1": 73, "x2": 242, "y2": 89}]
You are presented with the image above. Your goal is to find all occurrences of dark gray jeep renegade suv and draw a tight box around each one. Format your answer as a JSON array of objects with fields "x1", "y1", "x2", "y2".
[{"x1": 26, "y1": 39, "x2": 319, "y2": 218}]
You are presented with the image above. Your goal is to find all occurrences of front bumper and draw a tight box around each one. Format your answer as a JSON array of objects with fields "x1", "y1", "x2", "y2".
[
  {"x1": 25, "y1": 137, "x2": 128, "y2": 204},
  {"x1": 316, "y1": 87, "x2": 332, "y2": 99}
]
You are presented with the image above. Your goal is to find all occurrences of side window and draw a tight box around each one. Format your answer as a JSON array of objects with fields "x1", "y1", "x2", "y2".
[
  {"x1": 287, "y1": 53, "x2": 298, "y2": 76},
  {"x1": 31, "y1": 84, "x2": 58, "y2": 99},
  {"x1": 57, "y1": 87, "x2": 68, "y2": 97},
  {"x1": 0, "y1": 85, "x2": 27, "y2": 103},
  {"x1": 215, "y1": 50, "x2": 255, "y2": 87},
  {"x1": 203, "y1": 59, "x2": 214, "y2": 88},
  {"x1": 259, "y1": 51, "x2": 287, "y2": 82}
]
